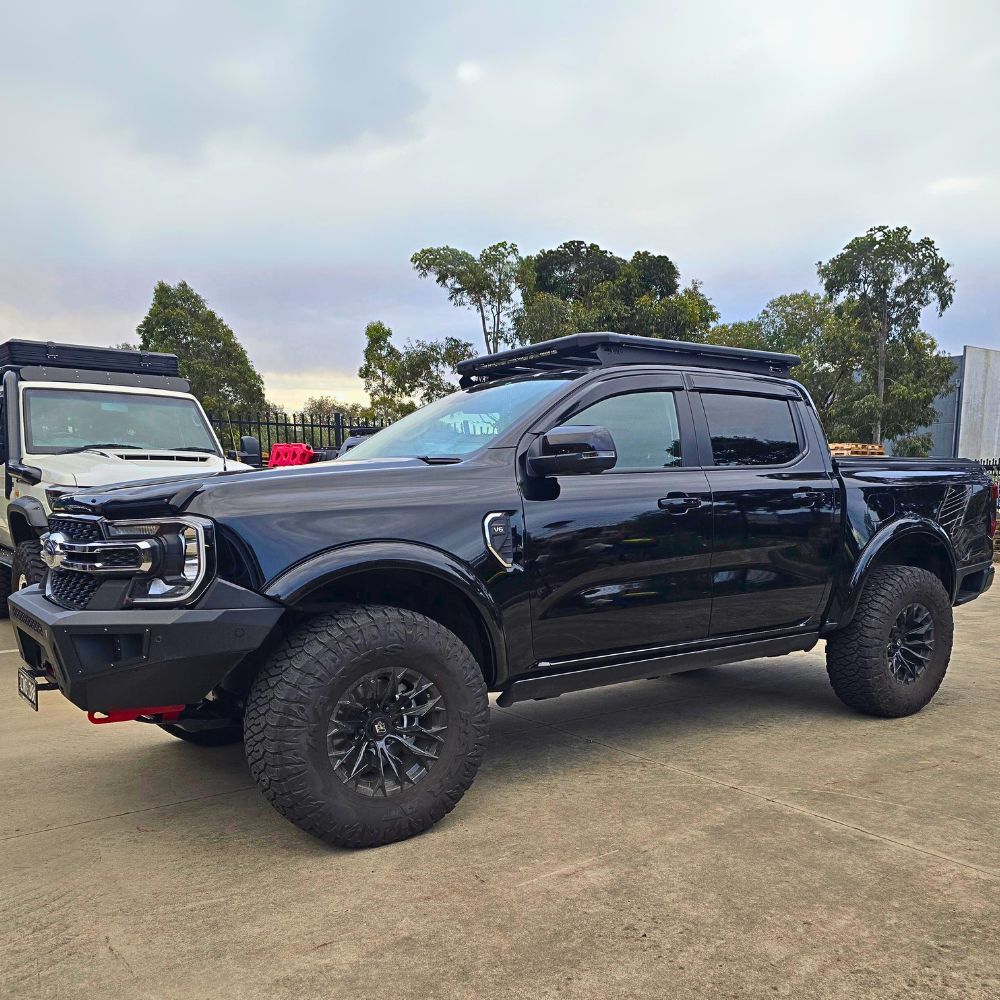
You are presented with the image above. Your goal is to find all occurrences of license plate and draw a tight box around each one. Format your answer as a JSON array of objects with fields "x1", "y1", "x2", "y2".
[{"x1": 17, "y1": 667, "x2": 38, "y2": 711}]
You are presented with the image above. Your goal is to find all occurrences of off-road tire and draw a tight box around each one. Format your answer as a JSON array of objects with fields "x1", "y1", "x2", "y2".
[
  {"x1": 0, "y1": 553, "x2": 12, "y2": 617},
  {"x1": 158, "y1": 723, "x2": 244, "y2": 747},
  {"x1": 826, "y1": 566, "x2": 953, "y2": 718},
  {"x1": 244, "y1": 605, "x2": 490, "y2": 848},
  {"x1": 12, "y1": 541, "x2": 46, "y2": 594}
]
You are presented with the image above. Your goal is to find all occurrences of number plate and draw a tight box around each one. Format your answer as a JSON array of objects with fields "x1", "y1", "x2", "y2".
[{"x1": 17, "y1": 667, "x2": 39, "y2": 712}]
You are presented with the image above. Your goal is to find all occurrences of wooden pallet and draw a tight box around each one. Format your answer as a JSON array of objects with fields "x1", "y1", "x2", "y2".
[{"x1": 829, "y1": 442, "x2": 885, "y2": 457}]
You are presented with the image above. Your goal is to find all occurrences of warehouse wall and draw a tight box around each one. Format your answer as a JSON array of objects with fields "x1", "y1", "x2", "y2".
[{"x1": 956, "y1": 346, "x2": 1000, "y2": 459}]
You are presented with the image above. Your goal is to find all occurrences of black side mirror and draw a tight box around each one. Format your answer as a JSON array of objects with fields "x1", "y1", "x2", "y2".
[
  {"x1": 526, "y1": 425, "x2": 617, "y2": 478},
  {"x1": 239, "y1": 435, "x2": 262, "y2": 468}
]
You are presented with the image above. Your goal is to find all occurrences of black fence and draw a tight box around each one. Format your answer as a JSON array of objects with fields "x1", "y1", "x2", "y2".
[
  {"x1": 208, "y1": 412, "x2": 387, "y2": 457},
  {"x1": 978, "y1": 459, "x2": 1000, "y2": 485}
]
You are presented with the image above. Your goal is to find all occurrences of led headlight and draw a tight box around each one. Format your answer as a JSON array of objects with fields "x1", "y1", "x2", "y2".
[{"x1": 105, "y1": 517, "x2": 213, "y2": 605}]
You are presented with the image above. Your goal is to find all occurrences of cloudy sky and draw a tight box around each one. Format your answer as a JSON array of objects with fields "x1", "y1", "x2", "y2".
[{"x1": 1, "y1": 1, "x2": 997, "y2": 409}]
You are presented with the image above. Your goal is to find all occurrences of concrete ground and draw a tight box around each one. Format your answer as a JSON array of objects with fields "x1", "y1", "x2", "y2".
[{"x1": 1, "y1": 592, "x2": 997, "y2": 1000}]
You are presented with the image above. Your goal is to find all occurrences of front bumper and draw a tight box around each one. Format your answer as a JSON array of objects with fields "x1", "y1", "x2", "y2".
[{"x1": 8, "y1": 581, "x2": 284, "y2": 713}]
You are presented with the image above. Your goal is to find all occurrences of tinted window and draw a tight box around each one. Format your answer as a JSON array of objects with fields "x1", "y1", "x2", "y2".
[
  {"x1": 573, "y1": 391, "x2": 683, "y2": 470},
  {"x1": 702, "y1": 393, "x2": 800, "y2": 467}
]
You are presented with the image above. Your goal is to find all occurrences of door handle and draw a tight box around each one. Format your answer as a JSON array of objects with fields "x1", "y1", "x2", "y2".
[
  {"x1": 658, "y1": 494, "x2": 702, "y2": 513},
  {"x1": 792, "y1": 490, "x2": 824, "y2": 506}
]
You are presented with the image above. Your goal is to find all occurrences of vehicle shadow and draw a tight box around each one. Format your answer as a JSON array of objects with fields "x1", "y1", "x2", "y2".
[{"x1": 29, "y1": 658, "x2": 860, "y2": 851}]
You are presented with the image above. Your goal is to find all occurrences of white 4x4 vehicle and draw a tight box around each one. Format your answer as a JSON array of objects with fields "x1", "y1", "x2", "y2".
[{"x1": 0, "y1": 340, "x2": 248, "y2": 600}]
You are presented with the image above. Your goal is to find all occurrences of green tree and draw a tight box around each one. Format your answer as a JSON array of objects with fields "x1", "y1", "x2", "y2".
[
  {"x1": 817, "y1": 226, "x2": 955, "y2": 443},
  {"x1": 358, "y1": 320, "x2": 474, "y2": 421},
  {"x1": 302, "y1": 395, "x2": 371, "y2": 422},
  {"x1": 136, "y1": 280, "x2": 266, "y2": 414},
  {"x1": 515, "y1": 241, "x2": 717, "y2": 344},
  {"x1": 411, "y1": 242, "x2": 522, "y2": 354},
  {"x1": 708, "y1": 292, "x2": 954, "y2": 446}
]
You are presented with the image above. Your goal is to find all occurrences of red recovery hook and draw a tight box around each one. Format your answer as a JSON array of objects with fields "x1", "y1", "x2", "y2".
[{"x1": 88, "y1": 705, "x2": 185, "y2": 725}]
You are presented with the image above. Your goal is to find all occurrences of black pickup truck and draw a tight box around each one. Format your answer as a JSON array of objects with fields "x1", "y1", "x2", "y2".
[{"x1": 10, "y1": 333, "x2": 996, "y2": 848}]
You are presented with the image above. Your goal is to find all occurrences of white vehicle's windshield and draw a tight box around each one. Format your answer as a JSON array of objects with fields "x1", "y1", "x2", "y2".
[
  {"x1": 346, "y1": 378, "x2": 571, "y2": 461},
  {"x1": 23, "y1": 388, "x2": 220, "y2": 456}
]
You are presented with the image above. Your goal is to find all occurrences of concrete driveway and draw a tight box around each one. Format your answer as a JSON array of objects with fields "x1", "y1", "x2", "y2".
[{"x1": 1, "y1": 590, "x2": 997, "y2": 999}]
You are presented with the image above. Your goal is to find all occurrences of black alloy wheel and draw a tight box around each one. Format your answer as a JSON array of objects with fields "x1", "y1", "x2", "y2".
[
  {"x1": 886, "y1": 602, "x2": 935, "y2": 684},
  {"x1": 328, "y1": 667, "x2": 448, "y2": 798}
]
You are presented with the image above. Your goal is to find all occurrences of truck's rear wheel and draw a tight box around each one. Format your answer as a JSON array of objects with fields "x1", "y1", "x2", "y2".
[
  {"x1": 12, "y1": 541, "x2": 46, "y2": 593},
  {"x1": 825, "y1": 566, "x2": 953, "y2": 717},
  {"x1": 244, "y1": 605, "x2": 490, "y2": 848}
]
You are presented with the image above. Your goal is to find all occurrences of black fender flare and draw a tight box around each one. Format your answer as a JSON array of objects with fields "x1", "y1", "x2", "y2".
[
  {"x1": 839, "y1": 517, "x2": 957, "y2": 628},
  {"x1": 264, "y1": 540, "x2": 509, "y2": 686},
  {"x1": 8, "y1": 496, "x2": 49, "y2": 538}
]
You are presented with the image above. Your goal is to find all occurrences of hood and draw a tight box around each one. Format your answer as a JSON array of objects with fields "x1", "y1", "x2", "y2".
[
  {"x1": 52, "y1": 455, "x2": 444, "y2": 519},
  {"x1": 36, "y1": 448, "x2": 248, "y2": 489}
]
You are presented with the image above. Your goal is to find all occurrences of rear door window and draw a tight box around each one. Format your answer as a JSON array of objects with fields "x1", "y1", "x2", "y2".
[{"x1": 701, "y1": 393, "x2": 801, "y2": 467}]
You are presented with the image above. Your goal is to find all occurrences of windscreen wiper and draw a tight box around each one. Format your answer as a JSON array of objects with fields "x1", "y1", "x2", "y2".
[
  {"x1": 55, "y1": 443, "x2": 143, "y2": 453},
  {"x1": 168, "y1": 445, "x2": 218, "y2": 453},
  {"x1": 415, "y1": 455, "x2": 462, "y2": 465}
]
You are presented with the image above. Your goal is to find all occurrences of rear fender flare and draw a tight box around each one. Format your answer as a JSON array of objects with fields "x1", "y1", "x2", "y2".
[
  {"x1": 264, "y1": 541, "x2": 508, "y2": 685},
  {"x1": 841, "y1": 518, "x2": 957, "y2": 627}
]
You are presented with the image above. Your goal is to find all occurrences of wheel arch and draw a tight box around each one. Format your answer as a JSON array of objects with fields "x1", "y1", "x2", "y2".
[
  {"x1": 840, "y1": 518, "x2": 957, "y2": 629},
  {"x1": 8, "y1": 497, "x2": 47, "y2": 546},
  {"x1": 264, "y1": 542, "x2": 509, "y2": 688}
]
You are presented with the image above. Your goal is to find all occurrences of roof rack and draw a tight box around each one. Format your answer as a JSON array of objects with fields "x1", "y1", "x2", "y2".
[
  {"x1": 457, "y1": 332, "x2": 800, "y2": 386},
  {"x1": 0, "y1": 339, "x2": 180, "y2": 377}
]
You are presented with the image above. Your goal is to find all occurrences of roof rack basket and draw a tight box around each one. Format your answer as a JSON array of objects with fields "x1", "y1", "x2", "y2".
[{"x1": 457, "y1": 332, "x2": 800, "y2": 387}]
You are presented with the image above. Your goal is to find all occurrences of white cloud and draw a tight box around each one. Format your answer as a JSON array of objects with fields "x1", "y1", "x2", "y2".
[
  {"x1": 926, "y1": 176, "x2": 989, "y2": 195},
  {"x1": 455, "y1": 61, "x2": 484, "y2": 83},
  {"x1": 0, "y1": 0, "x2": 997, "y2": 368}
]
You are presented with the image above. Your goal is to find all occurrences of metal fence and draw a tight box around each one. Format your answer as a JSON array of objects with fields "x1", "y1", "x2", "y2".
[
  {"x1": 978, "y1": 459, "x2": 1000, "y2": 485},
  {"x1": 208, "y1": 412, "x2": 386, "y2": 457}
]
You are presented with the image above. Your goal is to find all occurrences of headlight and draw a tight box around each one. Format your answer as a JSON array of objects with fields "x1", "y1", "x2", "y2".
[
  {"x1": 105, "y1": 517, "x2": 213, "y2": 605},
  {"x1": 45, "y1": 486, "x2": 71, "y2": 507}
]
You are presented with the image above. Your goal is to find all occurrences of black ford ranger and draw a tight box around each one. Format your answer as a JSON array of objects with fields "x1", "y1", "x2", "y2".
[{"x1": 10, "y1": 333, "x2": 996, "y2": 848}]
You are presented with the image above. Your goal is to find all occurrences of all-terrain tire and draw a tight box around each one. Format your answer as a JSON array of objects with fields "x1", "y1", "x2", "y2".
[
  {"x1": 158, "y1": 723, "x2": 244, "y2": 747},
  {"x1": 0, "y1": 554, "x2": 12, "y2": 618},
  {"x1": 244, "y1": 605, "x2": 490, "y2": 848},
  {"x1": 12, "y1": 541, "x2": 46, "y2": 594},
  {"x1": 826, "y1": 566, "x2": 953, "y2": 718}
]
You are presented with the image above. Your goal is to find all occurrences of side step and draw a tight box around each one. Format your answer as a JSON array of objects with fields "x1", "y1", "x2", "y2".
[{"x1": 497, "y1": 633, "x2": 819, "y2": 707}]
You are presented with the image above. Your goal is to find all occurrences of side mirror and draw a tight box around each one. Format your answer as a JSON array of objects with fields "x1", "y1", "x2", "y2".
[
  {"x1": 239, "y1": 435, "x2": 262, "y2": 468},
  {"x1": 526, "y1": 425, "x2": 617, "y2": 478}
]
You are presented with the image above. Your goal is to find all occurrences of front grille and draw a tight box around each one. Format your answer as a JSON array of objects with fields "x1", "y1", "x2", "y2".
[
  {"x1": 48, "y1": 570, "x2": 100, "y2": 610},
  {"x1": 93, "y1": 548, "x2": 143, "y2": 569},
  {"x1": 48, "y1": 517, "x2": 102, "y2": 542}
]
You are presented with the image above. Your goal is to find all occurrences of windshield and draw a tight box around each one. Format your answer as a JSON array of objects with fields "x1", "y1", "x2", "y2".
[
  {"x1": 345, "y1": 378, "x2": 571, "y2": 460},
  {"x1": 23, "y1": 388, "x2": 220, "y2": 456}
]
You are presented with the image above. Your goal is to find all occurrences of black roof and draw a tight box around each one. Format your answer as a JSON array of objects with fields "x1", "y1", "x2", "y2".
[{"x1": 457, "y1": 332, "x2": 800, "y2": 386}]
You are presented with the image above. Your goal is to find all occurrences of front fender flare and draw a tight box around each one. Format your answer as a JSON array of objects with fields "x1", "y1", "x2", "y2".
[
  {"x1": 838, "y1": 517, "x2": 957, "y2": 629},
  {"x1": 263, "y1": 541, "x2": 509, "y2": 685},
  {"x1": 8, "y1": 496, "x2": 49, "y2": 534}
]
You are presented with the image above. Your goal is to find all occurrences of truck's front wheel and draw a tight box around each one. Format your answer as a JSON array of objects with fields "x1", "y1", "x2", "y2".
[
  {"x1": 244, "y1": 605, "x2": 490, "y2": 848},
  {"x1": 12, "y1": 541, "x2": 46, "y2": 593},
  {"x1": 825, "y1": 566, "x2": 954, "y2": 717}
]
